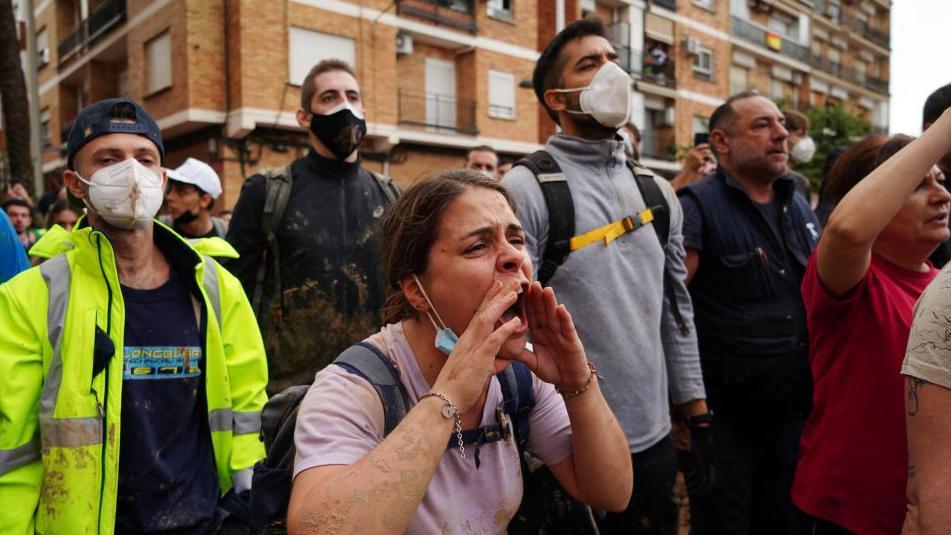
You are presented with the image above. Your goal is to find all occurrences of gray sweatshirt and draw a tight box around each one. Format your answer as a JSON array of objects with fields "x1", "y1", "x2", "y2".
[{"x1": 504, "y1": 133, "x2": 706, "y2": 453}]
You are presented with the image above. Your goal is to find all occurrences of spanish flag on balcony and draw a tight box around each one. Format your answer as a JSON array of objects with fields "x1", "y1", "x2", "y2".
[{"x1": 765, "y1": 32, "x2": 782, "y2": 51}]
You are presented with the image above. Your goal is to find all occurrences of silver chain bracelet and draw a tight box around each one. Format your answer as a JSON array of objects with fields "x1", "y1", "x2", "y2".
[{"x1": 420, "y1": 391, "x2": 465, "y2": 459}]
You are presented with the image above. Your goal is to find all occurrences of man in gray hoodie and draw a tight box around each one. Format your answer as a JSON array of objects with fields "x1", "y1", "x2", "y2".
[{"x1": 504, "y1": 18, "x2": 709, "y2": 534}]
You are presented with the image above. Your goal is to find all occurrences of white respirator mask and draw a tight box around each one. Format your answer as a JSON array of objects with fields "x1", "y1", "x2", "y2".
[
  {"x1": 76, "y1": 158, "x2": 165, "y2": 230},
  {"x1": 790, "y1": 136, "x2": 817, "y2": 164},
  {"x1": 554, "y1": 62, "x2": 632, "y2": 129}
]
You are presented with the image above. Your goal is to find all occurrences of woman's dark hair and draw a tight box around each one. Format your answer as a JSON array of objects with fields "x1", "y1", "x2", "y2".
[
  {"x1": 823, "y1": 134, "x2": 914, "y2": 206},
  {"x1": 380, "y1": 169, "x2": 516, "y2": 325},
  {"x1": 46, "y1": 199, "x2": 81, "y2": 229}
]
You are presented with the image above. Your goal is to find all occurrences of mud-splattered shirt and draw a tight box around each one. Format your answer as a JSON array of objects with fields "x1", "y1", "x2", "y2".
[
  {"x1": 226, "y1": 150, "x2": 393, "y2": 393},
  {"x1": 293, "y1": 322, "x2": 574, "y2": 535},
  {"x1": 116, "y1": 267, "x2": 219, "y2": 534}
]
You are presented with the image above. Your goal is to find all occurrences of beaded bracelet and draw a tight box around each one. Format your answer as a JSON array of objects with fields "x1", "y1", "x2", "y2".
[{"x1": 556, "y1": 362, "x2": 602, "y2": 398}]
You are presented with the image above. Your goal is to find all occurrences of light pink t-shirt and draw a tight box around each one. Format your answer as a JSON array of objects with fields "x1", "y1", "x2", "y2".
[{"x1": 293, "y1": 322, "x2": 574, "y2": 534}]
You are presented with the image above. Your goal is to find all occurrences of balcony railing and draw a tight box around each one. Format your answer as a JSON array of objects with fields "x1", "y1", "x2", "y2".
[
  {"x1": 651, "y1": 0, "x2": 676, "y2": 10},
  {"x1": 843, "y1": 15, "x2": 890, "y2": 48},
  {"x1": 57, "y1": 0, "x2": 127, "y2": 62},
  {"x1": 607, "y1": 22, "x2": 642, "y2": 76},
  {"x1": 398, "y1": 89, "x2": 478, "y2": 134},
  {"x1": 865, "y1": 76, "x2": 888, "y2": 95},
  {"x1": 731, "y1": 16, "x2": 809, "y2": 64},
  {"x1": 396, "y1": 0, "x2": 476, "y2": 32},
  {"x1": 641, "y1": 51, "x2": 676, "y2": 88},
  {"x1": 809, "y1": 54, "x2": 842, "y2": 77}
]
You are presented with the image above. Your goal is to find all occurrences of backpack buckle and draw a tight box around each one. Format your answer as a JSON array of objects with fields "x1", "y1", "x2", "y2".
[{"x1": 497, "y1": 405, "x2": 512, "y2": 441}]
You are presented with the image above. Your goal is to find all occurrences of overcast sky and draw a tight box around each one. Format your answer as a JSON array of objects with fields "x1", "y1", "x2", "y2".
[{"x1": 888, "y1": 0, "x2": 951, "y2": 135}]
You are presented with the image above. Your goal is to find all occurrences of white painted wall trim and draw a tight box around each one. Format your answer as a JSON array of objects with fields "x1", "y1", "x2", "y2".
[
  {"x1": 42, "y1": 157, "x2": 66, "y2": 173},
  {"x1": 39, "y1": 0, "x2": 172, "y2": 96},
  {"x1": 34, "y1": 0, "x2": 53, "y2": 18},
  {"x1": 641, "y1": 157, "x2": 681, "y2": 172},
  {"x1": 291, "y1": 0, "x2": 540, "y2": 61},
  {"x1": 156, "y1": 108, "x2": 228, "y2": 131},
  {"x1": 676, "y1": 89, "x2": 724, "y2": 107}
]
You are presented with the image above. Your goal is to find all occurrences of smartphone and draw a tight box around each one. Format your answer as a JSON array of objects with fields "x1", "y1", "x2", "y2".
[{"x1": 694, "y1": 132, "x2": 709, "y2": 146}]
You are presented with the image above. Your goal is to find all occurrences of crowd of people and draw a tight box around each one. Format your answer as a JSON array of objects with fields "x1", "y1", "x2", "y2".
[{"x1": 1, "y1": 16, "x2": 951, "y2": 535}]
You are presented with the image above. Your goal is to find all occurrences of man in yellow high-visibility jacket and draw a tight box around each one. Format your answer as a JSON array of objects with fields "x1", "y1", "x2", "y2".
[{"x1": 0, "y1": 98, "x2": 269, "y2": 534}]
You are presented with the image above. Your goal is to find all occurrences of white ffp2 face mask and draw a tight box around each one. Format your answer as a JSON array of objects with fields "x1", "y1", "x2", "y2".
[
  {"x1": 790, "y1": 136, "x2": 817, "y2": 164},
  {"x1": 76, "y1": 158, "x2": 164, "y2": 230},
  {"x1": 554, "y1": 62, "x2": 632, "y2": 129}
]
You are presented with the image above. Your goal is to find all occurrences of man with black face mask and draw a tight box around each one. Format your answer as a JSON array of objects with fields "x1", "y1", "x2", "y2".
[
  {"x1": 161, "y1": 157, "x2": 229, "y2": 239},
  {"x1": 226, "y1": 59, "x2": 399, "y2": 394}
]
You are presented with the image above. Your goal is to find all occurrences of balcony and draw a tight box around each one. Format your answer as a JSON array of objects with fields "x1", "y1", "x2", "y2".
[
  {"x1": 809, "y1": 54, "x2": 842, "y2": 77},
  {"x1": 57, "y1": 0, "x2": 127, "y2": 62},
  {"x1": 865, "y1": 76, "x2": 888, "y2": 95},
  {"x1": 607, "y1": 22, "x2": 642, "y2": 76},
  {"x1": 396, "y1": 0, "x2": 477, "y2": 32},
  {"x1": 398, "y1": 89, "x2": 478, "y2": 134},
  {"x1": 731, "y1": 16, "x2": 810, "y2": 64},
  {"x1": 843, "y1": 15, "x2": 890, "y2": 48},
  {"x1": 641, "y1": 45, "x2": 676, "y2": 88},
  {"x1": 651, "y1": 0, "x2": 676, "y2": 10}
]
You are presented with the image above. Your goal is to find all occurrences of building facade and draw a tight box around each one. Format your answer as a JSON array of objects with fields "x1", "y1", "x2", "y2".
[{"x1": 10, "y1": 0, "x2": 890, "y2": 205}]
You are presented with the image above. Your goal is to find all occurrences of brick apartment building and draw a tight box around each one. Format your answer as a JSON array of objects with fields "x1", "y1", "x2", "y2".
[{"x1": 8, "y1": 0, "x2": 891, "y2": 206}]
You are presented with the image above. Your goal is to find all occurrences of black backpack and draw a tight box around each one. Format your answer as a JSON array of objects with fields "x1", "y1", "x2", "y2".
[
  {"x1": 515, "y1": 150, "x2": 690, "y2": 336},
  {"x1": 245, "y1": 342, "x2": 536, "y2": 532},
  {"x1": 249, "y1": 165, "x2": 401, "y2": 323}
]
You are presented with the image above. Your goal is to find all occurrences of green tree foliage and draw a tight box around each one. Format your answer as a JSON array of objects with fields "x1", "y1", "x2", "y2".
[{"x1": 794, "y1": 104, "x2": 872, "y2": 189}]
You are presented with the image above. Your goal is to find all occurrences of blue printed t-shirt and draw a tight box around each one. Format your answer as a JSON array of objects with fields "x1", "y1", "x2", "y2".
[{"x1": 116, "y1": 267, "x2": 220, "y2": 534}]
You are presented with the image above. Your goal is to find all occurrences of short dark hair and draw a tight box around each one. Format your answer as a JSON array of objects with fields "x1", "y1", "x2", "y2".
[
  {"x1": 3, "y1": 197, "x2": 32, "y2": 214},
  {"x1": 300, "y1": 59, "x2": 357, "y2": 109},
  {"x1": 823, "y1": 134, "x2": 913, "y2": 205},
  {"x1": 532, "y1": 18, "x2": 609, "y2": 124},
  {"x1": 708, "y1": 90, "x2": 761, "y2": 135},
  {"x1": 466, "y1": 145, "x2": 497, "y2": 160},
  {"x1": 923, "y1": 83, "x2": 951, "y2": 128},
  {"x1": 783, "y1": 109, "x2": 809, "y2": 133}
]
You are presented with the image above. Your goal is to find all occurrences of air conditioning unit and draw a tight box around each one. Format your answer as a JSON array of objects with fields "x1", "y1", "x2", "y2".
[
  {"x1": 395, "y1": 33, "x2": 413, "y2": 56},
  {"x1": 748, "y1": 0, "x2": 773, "y2": 14},
  {"x1": 683, "y1": 36, "x2": 700, "y2": 56},
  {"x1": 38, "y1": 47, "x2": 50, "y2": 66}
]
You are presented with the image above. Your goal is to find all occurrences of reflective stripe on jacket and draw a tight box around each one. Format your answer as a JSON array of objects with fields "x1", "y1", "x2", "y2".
[{"x1": 0, "y1": 218, "x2": 268, "y2": 534}]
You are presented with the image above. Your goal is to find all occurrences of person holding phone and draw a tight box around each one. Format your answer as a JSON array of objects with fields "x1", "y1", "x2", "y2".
[
  {"x1": 677, "y1": 92, "x2": 821, "y2": 534},
  {"x1": 672, "y1": 132, "x2": 716, "y2": 191}
]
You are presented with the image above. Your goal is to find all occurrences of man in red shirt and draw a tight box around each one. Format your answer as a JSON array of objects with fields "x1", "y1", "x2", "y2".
[{"x1": 792, "y1": 109, "x2": 951, "y2": 534}]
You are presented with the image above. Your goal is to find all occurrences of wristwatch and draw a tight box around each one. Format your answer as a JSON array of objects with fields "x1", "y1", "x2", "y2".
[{"x1": 687, "y1": 410, "x2": 714, "y2": 427}]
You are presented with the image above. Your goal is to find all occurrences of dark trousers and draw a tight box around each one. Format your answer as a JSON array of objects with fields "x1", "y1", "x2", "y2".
[
  {"x1": 788, "y1": 506, "x2": 852, "y2": 534},
  {"x1": 691, "y1": 407, "x2": 805, "y2": 535},
  {"x1": 598, "y1": 436, "x2": 679, "y2": 535}
]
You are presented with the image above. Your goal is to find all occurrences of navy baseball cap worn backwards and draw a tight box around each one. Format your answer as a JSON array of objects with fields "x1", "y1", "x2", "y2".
[{"x1": 66, "y1": 98, "x2": 164, "y2": 170}]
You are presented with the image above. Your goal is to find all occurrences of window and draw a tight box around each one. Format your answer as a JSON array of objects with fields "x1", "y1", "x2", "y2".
[
  {"x1": 488, "y1": 70, "x2": 516, "y2": 120},
  {"x1": 693, "y1": 47, "x2": 713, "y2": 79},
  {"x1": 770, "y1": 78, "x2": 786, "y2": 100},
  {"x1": 826, "y1": 1, "x2": 841, "y2": 23},
  {"x1": 145, "y1": 31, "x2": 172, "y2": 95},
  {"x1": 36, "y1": 28, "x2": 48, "y2": 67},
  {"x1": 693, "y1": 0, "x2": 715, "y2": 10},
  {"x1": 288, "y1": 28, "x2": 355, "y2": 86},
  {"x1": 40, "y1": 108, "x2": 50, "y2": 146},
  {"x1": 487, "y1": 0, "x2": 512, "y2": 19},
  {"x1": 729, "y1": 65, "x2": 748, "y2": 94},
  {"x1": 855, "y1": 62, "x2": 866, "y2": 83}
]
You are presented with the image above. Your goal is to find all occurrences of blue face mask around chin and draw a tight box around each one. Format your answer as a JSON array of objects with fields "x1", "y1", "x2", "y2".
[{"x1": 413, "y1": 274, "x2": 460, "y2": 356}]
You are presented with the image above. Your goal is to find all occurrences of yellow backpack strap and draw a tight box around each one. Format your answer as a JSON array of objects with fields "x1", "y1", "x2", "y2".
[{"x1": 569, "y1": 208, "x2": 656, "y2": 251}]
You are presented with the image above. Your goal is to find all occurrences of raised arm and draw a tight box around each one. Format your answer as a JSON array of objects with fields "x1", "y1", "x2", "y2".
[
  {"x1": 287, "y1": 283, "x2": 523, "y2": 534},
  {"x1": 818, "y1": 110, "x2": 951, "y2": 295}
]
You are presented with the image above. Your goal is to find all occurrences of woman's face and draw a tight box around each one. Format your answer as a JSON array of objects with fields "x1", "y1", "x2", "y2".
[
  {"x1": 55, "y1": 209, "x2": 78, "y2": 232},
  {"x1": 415, "y1": 187, "x2": 532, "y2": 366},
  {"x1": 878, "y1": 165, "x2": 950, "y2": 258}
]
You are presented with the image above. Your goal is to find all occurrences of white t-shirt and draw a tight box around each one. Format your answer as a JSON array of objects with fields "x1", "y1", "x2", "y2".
[{"x1": 293, "y1": 322, "x2": 574, "y2": 534}]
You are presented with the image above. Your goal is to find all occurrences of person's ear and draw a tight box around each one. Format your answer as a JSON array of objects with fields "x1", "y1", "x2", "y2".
[
  {"x1": 544, "y1": 89, "x2": 568, "y2": 115},
  {"x1": 399, "y1": 274, "x2": 429, "y2": 313},
  {"x1": 199, "y1": 192, "x2": 213, "y2": 210},
  {"x1": 296, "y1": 108, "x2": 311, "y2": 129},
  {"x1": 63, "y1": 169, "x2": 87, "y2": 200},
  {"x1": 710, "y1": 129, "x2": 730, "y2": 156}
]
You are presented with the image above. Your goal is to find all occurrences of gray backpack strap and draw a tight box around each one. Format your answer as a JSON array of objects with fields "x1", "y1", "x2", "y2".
[
  {"x1": 251, "y1": 164, "x2": 293, "y2": 319},
  {"x1": 333, "y1": 342, "x2": 412, "y2": 437},
  {"x1": 369, "y1": 171, "x2": 400, "y2": 205}
]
